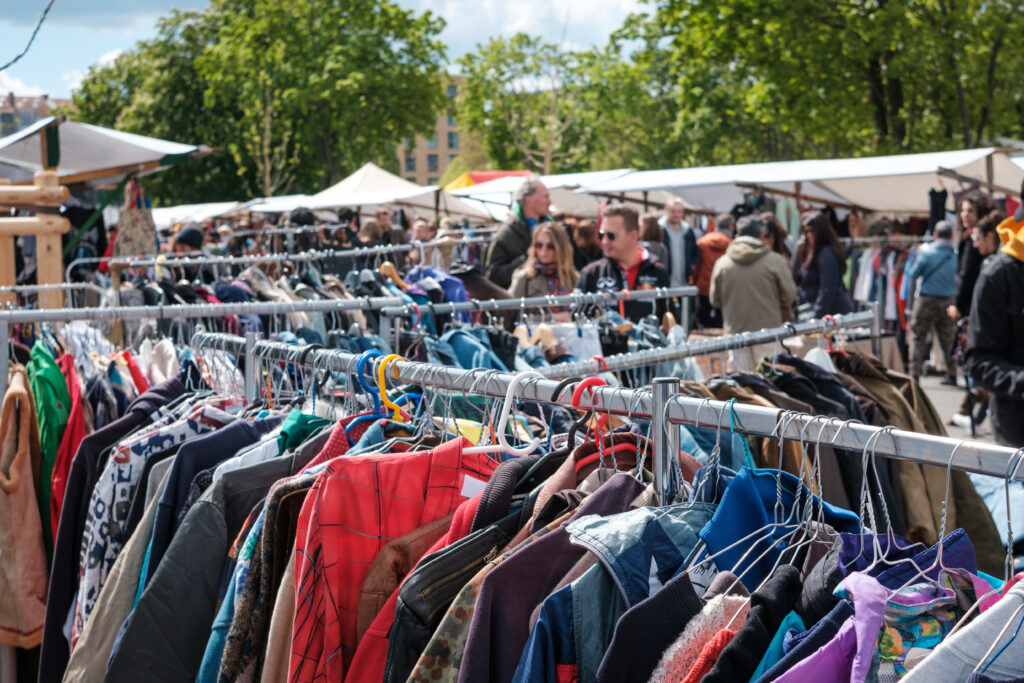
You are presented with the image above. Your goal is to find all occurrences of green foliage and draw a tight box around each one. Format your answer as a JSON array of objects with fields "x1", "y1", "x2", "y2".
[
  {"x1": 452, "y1": 0, "x2": 1024, "y2": 172},
  {"x1": 455, "y1": 34, "x2": 599, "y2": 174}
]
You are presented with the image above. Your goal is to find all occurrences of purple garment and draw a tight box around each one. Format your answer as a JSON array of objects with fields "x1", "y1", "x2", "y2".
[
  {"x1": 457, "y1": 473, "x2": 646, "y2": 683},
  {"x1": 775, "y1": 572, "x2": 889, "y2": 683}
]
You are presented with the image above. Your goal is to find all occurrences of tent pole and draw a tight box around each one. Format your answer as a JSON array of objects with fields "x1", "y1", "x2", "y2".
[{"x1": 62, "y1": 174, "x2": 133, "y2": 257}]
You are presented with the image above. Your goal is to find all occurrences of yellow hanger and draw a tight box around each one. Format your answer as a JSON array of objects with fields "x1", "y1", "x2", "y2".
[{"x1": 377, "y1": 353, "x2": 406, "y2": 422}]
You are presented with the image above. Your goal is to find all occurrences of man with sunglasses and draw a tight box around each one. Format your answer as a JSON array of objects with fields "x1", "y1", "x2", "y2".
[{"x1": 576, "y1": 203, "x2": 670, "y2": 322}]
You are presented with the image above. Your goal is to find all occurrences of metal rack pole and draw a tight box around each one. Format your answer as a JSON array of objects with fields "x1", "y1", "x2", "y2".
[
  {"x1": 540, "y1": 310, "x2": 876, "y2": 378},
  {"x1": 240, "y1": 338, "x2": 1024, "y2": 482},
  {"x1": 244, "y1": 331, "x2": 260, "y2": 403},
  {"x1": 652, "y1": 377, "x2": 681, "y2": 501},
  {"x1": 870, "y1": 300, "x2": 883, "y2": 359}
]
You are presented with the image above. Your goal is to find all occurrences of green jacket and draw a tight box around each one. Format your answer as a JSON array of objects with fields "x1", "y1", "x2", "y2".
[{"x1": 27, "y1": 340, "x2": 71, "y2": 560}]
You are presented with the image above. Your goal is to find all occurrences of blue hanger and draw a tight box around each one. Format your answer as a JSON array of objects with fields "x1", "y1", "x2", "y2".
[{"x1": 346, "y1": 350, "x2": 387, "y2": 445}]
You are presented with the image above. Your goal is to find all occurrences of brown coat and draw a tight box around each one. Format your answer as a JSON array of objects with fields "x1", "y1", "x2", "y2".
[{"x1": 0, "y1": 366, "x2": 47, "y2": 648}]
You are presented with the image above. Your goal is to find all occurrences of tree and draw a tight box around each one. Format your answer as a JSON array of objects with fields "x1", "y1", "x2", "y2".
[
  {"x1": 651, "y1": 0, "x2": 1024, "y2": 158},
  {"x1": 65, "y1": 0, "x2": 448, "y2": 204},
  {"x1": 199, "y1": 0, "x2": 448, "y2": 196},
  {"x1": 456, "y1": 34, "x2": 598, "y2": 174},
  {"x1": 438, "y1": 130, "x2": 490, "y2": 185}
]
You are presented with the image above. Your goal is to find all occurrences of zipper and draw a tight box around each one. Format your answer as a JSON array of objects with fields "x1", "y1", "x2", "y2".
[{"x1": 419, "y1": 546, "x2": 498, "y2": 600}]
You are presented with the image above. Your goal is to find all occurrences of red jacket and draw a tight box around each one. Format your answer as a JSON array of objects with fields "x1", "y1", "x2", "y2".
[
  {"x1": 692, "y1": 231, "x2": 733, "y2": 296},
  {"x1": 344, "y1": 491, "x2": 483, "y2": 682},
  {"x1": 50, "y1": 354, "x2": 87, "y2": 542},
  {"x1": 288, "y1": 438, "x2": 499, "y2": 683}
]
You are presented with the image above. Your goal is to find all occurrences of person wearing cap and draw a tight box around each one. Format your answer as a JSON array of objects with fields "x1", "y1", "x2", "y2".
[
  {"x1": 905, "y1": 220, "x2": 959, "y2": 386},
  {"x1": 172, "y1": 225, "x2": 205, "y2": 255}
]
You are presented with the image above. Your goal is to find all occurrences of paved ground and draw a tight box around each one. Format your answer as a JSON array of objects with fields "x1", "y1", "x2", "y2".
[{"x1": 918, "y1": 374, "x2": 996, "y2": 444}]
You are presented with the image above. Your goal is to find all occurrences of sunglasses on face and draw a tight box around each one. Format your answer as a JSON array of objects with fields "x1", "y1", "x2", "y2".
[
  {"x1": 534, "y1": 241, "x2": 555, "y2": 250},
  {"x1": 599, "y1": 231, "x2": 618, "y2": 241}
]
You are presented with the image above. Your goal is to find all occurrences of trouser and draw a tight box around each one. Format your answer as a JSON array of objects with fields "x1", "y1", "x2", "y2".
[
  {"x1": 909, "y1": 295, "x2": 955, "y2": 378},
  {"x1": 696, "y1": 295, "x2": 723, "y2": 329}
]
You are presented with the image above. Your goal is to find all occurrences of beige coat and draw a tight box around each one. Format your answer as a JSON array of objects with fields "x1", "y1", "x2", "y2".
[
  {"x1": 710, "y1": 237, "x2": 798, "y2": 335},
  {"x1": 0, "y1": 366, "x2": 47, "y2": 648}
]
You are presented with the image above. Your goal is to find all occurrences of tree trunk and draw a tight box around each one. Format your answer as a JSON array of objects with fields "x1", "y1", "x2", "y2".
[{"x1": 866, "y1": 56, "x2": 890, "y2": 141}]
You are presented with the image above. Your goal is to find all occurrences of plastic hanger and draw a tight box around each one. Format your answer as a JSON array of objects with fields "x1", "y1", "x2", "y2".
[{"x1": 462, "y1": 370, "x2": 543, "y2": 456}]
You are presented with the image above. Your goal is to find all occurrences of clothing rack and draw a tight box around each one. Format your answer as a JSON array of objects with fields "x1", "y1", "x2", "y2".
[
  {"x1": 226, "y1": 336, "x2": 1022, "y2": 502},
  {"x1": 0, "y1": 282, "x2": 109, "y2": 307},
  {"x1": 539, "y1": 307, "x2": 880, "y2": 378},
  {"x1": 841, "y1": 235, "x2": 932, "y2": 246},
  {"x1": 377, "y1": 286, "x2": 700, "y2": 350},
  {"x1": 0, "y1": 296, "x2": 402, "y2": 399},
  {"x1": 105, "y1": 235, "x2": 488, "y2": 271}
]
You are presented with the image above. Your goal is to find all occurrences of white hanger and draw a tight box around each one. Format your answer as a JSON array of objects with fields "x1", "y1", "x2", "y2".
[{"x1": 462, "y1": 370, "x2": 543, "y2": 456}]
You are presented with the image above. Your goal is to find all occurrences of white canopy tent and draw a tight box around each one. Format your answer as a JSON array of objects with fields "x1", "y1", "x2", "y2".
[
  {"x1": 449, "y1": 168, "x2": 688, "y2": 220},
  {"x1": 306, "y1": 162, "x2": 491, "y2": 220},
  {"x1": 150, "y1": 201, "x2": 242, "y2": 230},
  {"x1": 577, "y1": 148, "x2": 1024, "y2": 215},
  {"x1": 0, "y1": 116, "x2": 213, "y2": 187}
]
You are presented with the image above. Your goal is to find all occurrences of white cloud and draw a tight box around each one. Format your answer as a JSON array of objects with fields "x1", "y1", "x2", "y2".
[
  {"x1": 0, "y1": 71, "x2": 45, "y2": 96},
  {"x1": 98, "y1": 48, "x2": 124, "y2": 66},
  {"x1": 408, "y1": 0, "x2": 641, "y2": 61},
  {"x1": 61, "y1": 69, "x2": 86, "y2": 93}
]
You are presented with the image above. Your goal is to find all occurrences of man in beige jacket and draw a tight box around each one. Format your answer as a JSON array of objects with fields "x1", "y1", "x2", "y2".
[{"x1": 710, "y1": 215, "x2": 798, "y2": 369}]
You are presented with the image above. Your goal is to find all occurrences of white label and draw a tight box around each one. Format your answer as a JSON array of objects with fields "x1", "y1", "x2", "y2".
[{"x1": 460, "y1": 474, "x2": 487, "y2": 499}]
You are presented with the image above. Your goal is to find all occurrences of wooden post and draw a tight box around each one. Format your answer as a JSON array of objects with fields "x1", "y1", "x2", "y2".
[
  {"x1": 0, "y1": 171, "x2": 71, "y2": 310},
  {"x1": 0, "y1": 179, "x2": 13, "y2": 307}
]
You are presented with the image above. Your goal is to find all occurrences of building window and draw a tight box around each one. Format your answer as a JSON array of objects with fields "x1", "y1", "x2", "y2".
[
  {"x1": 406, "y1": 177, "x2": 417, "y2": 183},
  {"x1": 447, "y1": 108, "x2": 456, "y2": 126},
  {"x1": 450, "y1": 154, "x2": 458, "y2": 163},
  {"x1": 426, "y1": 134, "x2": 438, "y2": 149},
  {"x1": 447, "y1": 131, "x2": 459, "y2": 149},
  {"x1": 427, "y1": 154, "x2": 439, "y2": 172},
  {"x1": 428, "y1": 177, "x2": 439, "y2": 185},
  {"x1": 405, "y1": 155, "x2": 416, "y2": 172},
  {"x1": 403, "y1": 137, "x2": 414, "y2": 149},
  {"x1": 447, "y1": 84, "x2": 458, "y2": 100}
]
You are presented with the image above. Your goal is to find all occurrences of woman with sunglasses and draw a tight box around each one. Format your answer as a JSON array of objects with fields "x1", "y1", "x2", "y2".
[{"x1": 508, "y1": 222, "x2": 579, "y2": 306}]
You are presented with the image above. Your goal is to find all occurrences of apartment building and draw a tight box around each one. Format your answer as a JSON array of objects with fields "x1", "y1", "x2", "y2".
[
  {"x1": 0, "y1": 93, "x2": 71, "y2": 137},
  {"x1": 396, "y1": 77, "x2": 463, "y2": 186}
]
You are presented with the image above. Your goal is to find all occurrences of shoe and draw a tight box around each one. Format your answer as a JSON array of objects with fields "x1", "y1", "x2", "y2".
[
  {"x1": 940, "y1": 376, "x2": 958, "y2": 387},
  {"x1": 951, "y1": 413, "x2": 972, "y2": 430}
]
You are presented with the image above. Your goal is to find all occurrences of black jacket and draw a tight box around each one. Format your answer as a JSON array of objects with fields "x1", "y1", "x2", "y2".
[
  {"x1": 965, "y1": 252, "x2": 1024, "y2": 446},
  {"x1": 484, "y1": 213, "x2": 532, "y2": 289},
  {"x1": 957, "y1": 238, "x2": 984, "y2": 315},
  {"x1": 576, "y1": 252, "x2": 670, "y2": 322}
]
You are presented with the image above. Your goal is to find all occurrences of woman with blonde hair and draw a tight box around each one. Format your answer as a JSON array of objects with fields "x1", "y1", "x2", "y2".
[{"x1": 509, "y1": 222, "x2": 578, "y2": 301}]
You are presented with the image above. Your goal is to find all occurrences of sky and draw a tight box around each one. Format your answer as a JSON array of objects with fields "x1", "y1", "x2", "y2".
[{"x1": 0, "y1": 0, "x2": 641, "y2": 100}]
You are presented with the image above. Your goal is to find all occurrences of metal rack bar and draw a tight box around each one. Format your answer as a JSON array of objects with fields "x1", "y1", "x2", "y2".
[
  {"x1": 539, "y1": 310, "x2": 876, "y2": 378},
  {"x1": 379, "y1": 286, "x2": 699, "y2": 351},
  {"x1": 841, "y1": 235, "x2": 932, "y2": 246},
  {"x1": 0, "y1": 296, "x2": 402, "y2": 399},
  {"x1": 233, "y1": 338, "x2": 1022, "y2": 498},
  {"x1": 106, "y1": 235, "x2": 488, "y2": 270}
]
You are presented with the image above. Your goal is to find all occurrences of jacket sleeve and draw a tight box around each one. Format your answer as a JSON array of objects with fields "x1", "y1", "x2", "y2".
[
  {"x1": 484, "y1": 231, "x2": 525, "y2": 290},
  {"x1": 956, "y1": 242, "x2": 982, "y2": 314},
  {"x1": 965, "y1": 262, "x2": 1024, "y2": 400},
  {"x1": 814, "y1": 247, "x2": 843, "y2": 317},
  {"x1": 508, "y1": 270, "x2": 526, "y2": 298},
  {"x1": 774, "y1": 255, "x2": 798, "y2": 310},
  {"x1": 709, "y1": 260, "x2": 723, "y2": 309},
  {"x1": 685, "y1": 230, "x2": 700, "y2": 280}
]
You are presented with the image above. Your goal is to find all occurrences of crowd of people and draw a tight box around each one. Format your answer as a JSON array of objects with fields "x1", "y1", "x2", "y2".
[
  {"x1": 481, "y1": 177, "x2": 1023, "y2": 448},
  {"x1": 155, "y1": 174, "x2": 1022, "y2": 449}
]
